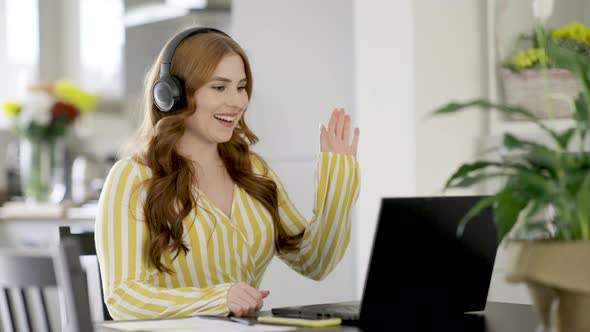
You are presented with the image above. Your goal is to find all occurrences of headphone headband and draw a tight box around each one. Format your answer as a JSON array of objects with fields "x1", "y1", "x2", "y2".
[
  {"x1": 159, "y1": 27, "x2": 229, "y2": 74},
  {"x1": 152, "y1": 27, "x2": 231, "y2": 112}
]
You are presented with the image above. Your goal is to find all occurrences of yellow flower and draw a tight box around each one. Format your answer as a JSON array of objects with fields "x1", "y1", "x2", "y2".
[
  {"x1": 2, "y1": 100, "x2": 21, "y2": 116},
  {"x1": 551, "y1": 30, "x2": 565, "y2": 40},
  {"x1": 53, "y1": 80, "x2": 96, "y2": 112},
  {"x1": 513, "y1": 48, "x2": 547, "y2": 69},
  {"x1": 551, "y1": 22, "x2": 590, "y2": 46}
]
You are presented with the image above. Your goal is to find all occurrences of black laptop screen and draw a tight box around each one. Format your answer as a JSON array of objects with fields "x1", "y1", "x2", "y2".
[{"x1": 360, "y1": 195, "x2": 498, "y2": 325}]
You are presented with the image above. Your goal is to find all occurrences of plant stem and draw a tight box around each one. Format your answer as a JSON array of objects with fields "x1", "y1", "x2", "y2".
[{"x1": 535, "y1": 22, "x2": 555, "y2": 121}]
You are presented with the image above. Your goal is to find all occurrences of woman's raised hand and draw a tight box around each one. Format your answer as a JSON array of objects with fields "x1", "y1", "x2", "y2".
[{"x1": 320, "y1": 108, "x2": 360, "y2": 157}]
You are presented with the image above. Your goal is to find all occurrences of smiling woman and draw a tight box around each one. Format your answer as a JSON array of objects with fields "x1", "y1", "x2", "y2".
[
  {"x1": 178, "y1": 54, "x2": 249, "y2": 149},
  {"x1": 94, "y1": 27, "x2": 360, "y2": 320}
]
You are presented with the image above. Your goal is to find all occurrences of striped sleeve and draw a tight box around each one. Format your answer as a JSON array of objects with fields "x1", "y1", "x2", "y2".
[
  {"x1": 256, "y1": 152, "x2": 360, "y2": 281},
  {"x1": 94, "y1": 159, "x2": 232, "y2": 320}
]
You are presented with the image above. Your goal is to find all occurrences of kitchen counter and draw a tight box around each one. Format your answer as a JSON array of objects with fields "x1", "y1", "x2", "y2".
[
  {"x1": 0, "y1": 201, "x2": 97, "y2": 221},
  {"x1": 0, "y1": 201, "x2": 97, "y2": 248}
]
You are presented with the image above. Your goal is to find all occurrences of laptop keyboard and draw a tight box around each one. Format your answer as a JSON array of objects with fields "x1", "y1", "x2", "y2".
[
  {"x1": 271, "y1": 301, "x2": 361, "y2": 321},
  {"x1": 323, "y1": 304, "x2": 359, "y2": 314}
]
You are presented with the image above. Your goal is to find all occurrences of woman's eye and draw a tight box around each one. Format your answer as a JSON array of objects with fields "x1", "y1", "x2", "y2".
[
  {"x1": 212, "y1": 86, "x2": 225, "y2": 91},
  {"x1": 238, "y1": 86, "x2": 246, "y2": 91}
]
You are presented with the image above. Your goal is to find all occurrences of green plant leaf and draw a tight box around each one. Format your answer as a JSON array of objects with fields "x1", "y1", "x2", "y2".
[
  {"x1": 546, "y1": 39, "x2": 590, "y2": 110},
  {"x1": 503, "y1": 133, "x2": 547, "y2": 150},
  {"x1": 432, "y1": 99, "x2": 538, "y2": 120},
  {"x1": 432, "y1": 99, "x2": 565, "y2": 146},
  {"x1": 575, "y1": 171, "x2": 590, "y2": 238},
  {"x1": 524, "y1": 199, "x2": 545, "y2": 220},
  {"x1": 510, "y1": 171, "x2": 556, "y2": 197},
  {"x1": 546, "y1": 39, "x2": 590, "y2": 70},
  {"x1": 521, "y1": 147, "x2": 560, "y2": 177},
  {"x1": 46, "y1": 116, "x2": 69, "y2": 139},
  {"x1": 506, "y1": 129, "x2": 576, "y2": 151},
  {"x1": 456, "y1": 195, "x2": 498, "y2": 238},
  {"x1": 574, "y1": 94, "x2": 590, "y2": 130},
  {"x1": 493, "y1": 190, "x2": 528, "y2": 241},
  {"x1": 554, "y1": 128, "x2": 577, "y2": 150},
  {"x1": 446, "y1": 172, "x2": 511, "y2": 189},
  {"x1": 444, "y1": 161, "x2": 524, "y2": 189}
]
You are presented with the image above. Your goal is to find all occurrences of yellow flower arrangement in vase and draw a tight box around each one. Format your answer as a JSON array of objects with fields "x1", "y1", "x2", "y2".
[{"x1": 500, "y1": 21, "x2": 590, "y2": 121}]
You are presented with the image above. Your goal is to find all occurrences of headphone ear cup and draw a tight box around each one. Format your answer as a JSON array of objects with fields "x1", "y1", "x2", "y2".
[{"x1": 152, "y1": 75, "x2": 183, "y2": 112}]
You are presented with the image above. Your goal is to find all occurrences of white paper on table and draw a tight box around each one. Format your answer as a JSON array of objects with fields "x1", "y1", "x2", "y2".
[{"x1": 98, "y1": 315, "x2": 296, "y2": 332}]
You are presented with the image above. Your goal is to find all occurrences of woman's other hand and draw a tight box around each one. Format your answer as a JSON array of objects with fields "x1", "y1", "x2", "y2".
[
  {"x1": 320, "y1": 108, "x2": 360, "y2": 157},
  {"x1": 227, "y1": 282, "x2": 270, "y2": 317}
]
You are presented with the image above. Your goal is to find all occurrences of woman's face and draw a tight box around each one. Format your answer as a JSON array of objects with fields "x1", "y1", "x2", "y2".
[{"x1": 184, "y1": 53, "x2": 249, "y2": 145}]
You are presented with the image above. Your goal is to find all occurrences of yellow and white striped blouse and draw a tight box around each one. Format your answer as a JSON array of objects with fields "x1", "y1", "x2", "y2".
[{"x1": 95, "y1": 152, "x2": 360, "y2": 320}]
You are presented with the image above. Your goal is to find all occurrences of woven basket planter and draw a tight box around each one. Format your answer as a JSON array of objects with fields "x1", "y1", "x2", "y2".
[
  {"x1": 500, "y1": 68, "x2": 582, "y2": 121},
  {"x1": 505, "y1": 240, "x2": 590, "y2": 332}
]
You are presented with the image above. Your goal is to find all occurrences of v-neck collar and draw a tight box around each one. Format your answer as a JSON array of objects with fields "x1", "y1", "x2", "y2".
[{"x1": 193, "y1": 184, "x2": 237, "y2": 221}]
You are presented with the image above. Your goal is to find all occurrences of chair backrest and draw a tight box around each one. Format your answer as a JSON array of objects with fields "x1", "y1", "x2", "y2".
[
  {"x1": 0, "y1": 239, "x2": 94, "y2": 332},
  {"x1": 58, "y1": 226, "x2": 112, "y2": 321},
  {"x1": 59, "y1": 227, "x2": 96, "y2": 256}
]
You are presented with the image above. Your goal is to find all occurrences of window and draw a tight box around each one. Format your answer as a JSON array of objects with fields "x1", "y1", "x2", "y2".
[
  {"x1": 0, "y1": 0, "x2": 39, "y2": 127},
  {"x1": 79, "y1": 0, "x2": 125, "y2": 100}
]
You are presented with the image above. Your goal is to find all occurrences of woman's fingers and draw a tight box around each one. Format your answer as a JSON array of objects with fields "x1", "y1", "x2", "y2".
[
  {"x1": 351, "y1": 127, "x2": 360, "y2": 157},
  {"x1": 228, "y1": 282, "x2": 267, "y2": 316},
  {"x1": 335, "y1": 108, "x2": 345, "y2": 139},
  {"x1": 319, "y1": 108, "x2": 360, "y2": 156},
  {"x1": 231, "y1": 295, "x2": 257, "y2": 316},
  {"x1": 229, "y1": 297, "x2": 249, "y2": 316},
  {"x1": 342, "y1": 113, "x2": 351, "y2": 144},
  {"x1": 257, "y1": 290, "x2": 270, "y2": 310},
  {"x1": 327, "y1": 109, "x2": 338, "y2": 137},
  {"x1": 320, "y1": 124, "x2": 328, "y2": 152},
  {"x1": 241, "y1": 285, "x2": 264, "y2": 312}
]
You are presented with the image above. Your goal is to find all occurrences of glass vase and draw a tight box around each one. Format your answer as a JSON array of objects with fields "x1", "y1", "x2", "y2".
[{"x1": 19, "y1": 137, "x2": 67, "y2": 204}]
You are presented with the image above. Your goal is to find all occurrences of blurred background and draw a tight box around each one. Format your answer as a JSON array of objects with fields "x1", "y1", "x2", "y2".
[{"x1": 0, "y1": 0, "x2": 588, "y2": 319}]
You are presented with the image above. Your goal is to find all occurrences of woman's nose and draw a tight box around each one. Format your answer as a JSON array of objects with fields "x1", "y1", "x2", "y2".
[{"x1": 225, "y1": 90, "x2": 246, "y2": 107}]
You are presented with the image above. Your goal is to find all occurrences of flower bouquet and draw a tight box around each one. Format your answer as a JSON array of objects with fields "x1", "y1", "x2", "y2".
[{"x1": 2, "y1": 81, "x2": 96, "y2": 203}]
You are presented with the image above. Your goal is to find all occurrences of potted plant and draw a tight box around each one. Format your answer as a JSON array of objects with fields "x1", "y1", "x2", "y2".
[
  {"x1": 432, "y1": 1, "x2": 590, "y2": 331},
  {"x1": 2, "y1": 81, "x2": 96, "y2": 203},
  {"x1": 499, "y1": 20, "x2": 589, "y2": 120}
]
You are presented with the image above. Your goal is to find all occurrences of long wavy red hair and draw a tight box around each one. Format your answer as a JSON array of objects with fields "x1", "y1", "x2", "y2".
[{"x1": 127, "y1": 29, "x2": 301, "y2": 273}]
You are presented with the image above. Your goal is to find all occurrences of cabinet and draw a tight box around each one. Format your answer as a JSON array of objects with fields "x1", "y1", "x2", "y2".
[{"x1": 0, "y1": 204, "x2": 95, "y2": 249}]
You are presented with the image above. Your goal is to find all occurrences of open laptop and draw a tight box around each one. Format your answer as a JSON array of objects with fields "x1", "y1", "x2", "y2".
[{"x1": 271, "y1": 195, "x2": 498, "y2": 329}]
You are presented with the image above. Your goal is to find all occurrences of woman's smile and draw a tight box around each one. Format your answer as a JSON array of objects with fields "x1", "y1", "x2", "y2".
[{"x1": 213, "y1": 112, "x2": 239, "y2": 128}]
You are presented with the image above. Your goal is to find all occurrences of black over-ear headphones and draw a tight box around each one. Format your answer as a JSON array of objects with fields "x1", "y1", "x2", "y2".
[{"x1": 152, "y1": 27, "x2": 230, "y2": 112}]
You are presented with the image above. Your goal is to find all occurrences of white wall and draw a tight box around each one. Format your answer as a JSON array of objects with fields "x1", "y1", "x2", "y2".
[
  {"x1": 232, "y1": 0, "x2": 497, "y2": 305},
  {"x1": 415, "y1": 0, "x2": 488, "y2": 196},
  {"x1": 231, "y1": 0, "x2": 357, "y2": 308},
  {"x1": 353, "y1": 0, "x2": 417, "y2": 296},
  {"x1": 413, "y1": 0, "x2": 532, "y2": 305}
]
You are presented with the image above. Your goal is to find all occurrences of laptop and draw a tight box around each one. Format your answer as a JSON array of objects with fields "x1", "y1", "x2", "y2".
[{"x1": 271, "y1": 195, "x2": 498, "y2": 329}]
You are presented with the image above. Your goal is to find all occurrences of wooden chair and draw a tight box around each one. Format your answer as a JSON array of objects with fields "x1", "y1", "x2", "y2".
[
  {"x1": 0, "y1": 239, "x2": 94, "y2": 332},
  {"x1": 58, "y1": 226, "x2": 112, "y2": 321}
]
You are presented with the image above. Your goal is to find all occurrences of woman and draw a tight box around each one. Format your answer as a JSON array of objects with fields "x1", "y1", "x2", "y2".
[{"x1": 95, "y1": 27, "x2": 360, "y2": 320}]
